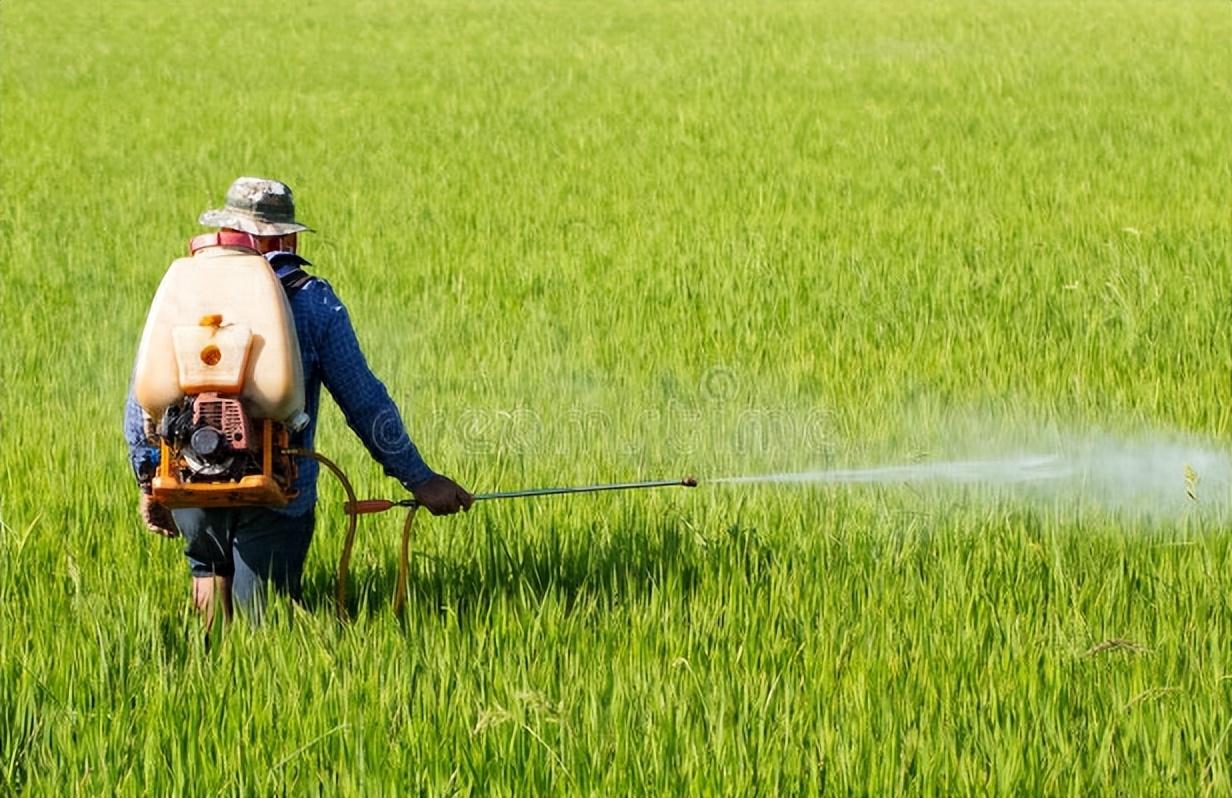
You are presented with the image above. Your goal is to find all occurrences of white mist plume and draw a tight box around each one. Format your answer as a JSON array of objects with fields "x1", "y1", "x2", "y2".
[{"x1": 715, "y1": 431, "x2": 1232, "y2": 520}]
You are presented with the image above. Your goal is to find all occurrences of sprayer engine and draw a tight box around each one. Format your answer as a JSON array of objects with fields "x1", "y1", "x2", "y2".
[
  {"x1": 150, "y1": 391, "x2": 298, "y2": 508},
  {"x1": 158, "y1": 393, "x2": 256, "y2": 481}
]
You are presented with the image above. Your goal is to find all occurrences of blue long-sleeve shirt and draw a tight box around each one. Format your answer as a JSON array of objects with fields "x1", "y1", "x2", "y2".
[{"x1": 124, "y1": 253, "x2": 435, "y2": 516}]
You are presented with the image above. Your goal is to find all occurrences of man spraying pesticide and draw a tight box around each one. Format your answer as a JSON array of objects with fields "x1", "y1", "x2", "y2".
[
  {"x1": 124, "y1": 176, "x2": 696, "y2": 623},
  {"x1": 124, "y1": 177, "x2": 473, "y2": 622}
]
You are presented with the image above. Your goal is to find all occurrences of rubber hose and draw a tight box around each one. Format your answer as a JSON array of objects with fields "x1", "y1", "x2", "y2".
[
  {"x1": 286, "y1": 449, "x2": 359, "y2": 621},
  {"x1": 393, "y1": 506, "x2": 418, "y2": 618}
]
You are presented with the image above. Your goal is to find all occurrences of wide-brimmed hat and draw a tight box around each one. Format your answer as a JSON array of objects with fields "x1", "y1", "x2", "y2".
[{"x1": 199, "y1": 176, "x2": 313, "y2": 236}]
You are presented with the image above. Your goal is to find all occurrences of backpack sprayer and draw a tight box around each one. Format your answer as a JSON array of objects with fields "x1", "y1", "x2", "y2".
[
  {"x1": 133, "y1": 231, "x2": 309, "y2": 510},
  {"x1": 133, "y1": 232, "x2": 698, "y2": 619}
]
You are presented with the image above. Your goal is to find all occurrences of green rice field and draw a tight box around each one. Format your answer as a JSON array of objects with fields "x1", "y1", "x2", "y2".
[{"x1": 2, "y1": 0, "x2": 1231, "y2": 794}]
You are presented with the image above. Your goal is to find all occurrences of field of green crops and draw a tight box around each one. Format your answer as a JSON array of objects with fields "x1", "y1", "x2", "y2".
[{"x1": 3, "y1": 0, "x2": 1232, "y2": 794}]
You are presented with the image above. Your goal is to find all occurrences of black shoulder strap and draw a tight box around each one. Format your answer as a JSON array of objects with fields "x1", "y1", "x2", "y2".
[{"x1": 269, "y1": 253, "x2": 314, "y2": 298}]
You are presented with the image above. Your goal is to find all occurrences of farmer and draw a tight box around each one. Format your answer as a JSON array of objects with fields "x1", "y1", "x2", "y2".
[{"x1": 124, "y1": 176, "x2": 471, "y2": 620}]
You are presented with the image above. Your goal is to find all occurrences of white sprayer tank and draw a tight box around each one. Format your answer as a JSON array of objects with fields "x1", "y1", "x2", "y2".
[{"x1": 133, "y1": 246, "x2": 307, "y2": 427}]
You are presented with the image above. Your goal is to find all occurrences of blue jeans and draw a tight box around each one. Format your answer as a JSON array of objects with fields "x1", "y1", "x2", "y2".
[{"x1": 172, "y1": 506, "x2": 315, "y2": 612}]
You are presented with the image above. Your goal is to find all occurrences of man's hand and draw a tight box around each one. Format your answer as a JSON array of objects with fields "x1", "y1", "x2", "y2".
[
  {"x1": 140, "y1": 493, "x2": 180, "y2": 537},
  {"x1": 412, "y1": 475, "x2": 474, "y2": 516}
]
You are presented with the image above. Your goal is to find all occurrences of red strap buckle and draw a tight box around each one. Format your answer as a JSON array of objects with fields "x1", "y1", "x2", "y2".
[{"x1": 189, "y1": 231, "x2": 260, "y2": 255}]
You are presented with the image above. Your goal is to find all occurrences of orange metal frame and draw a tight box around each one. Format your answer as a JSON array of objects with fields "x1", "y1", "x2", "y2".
[{"x1": 151, "y1": 419, "x2": 298, "y2": 509}]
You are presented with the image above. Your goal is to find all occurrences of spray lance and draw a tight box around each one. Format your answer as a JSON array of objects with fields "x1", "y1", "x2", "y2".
[
  {"x1": 346, "y1": 475, "x2": 700, "y2": 515},
  {"x1": 290, "y1": 449, "x2": 697, "y2": 620}
]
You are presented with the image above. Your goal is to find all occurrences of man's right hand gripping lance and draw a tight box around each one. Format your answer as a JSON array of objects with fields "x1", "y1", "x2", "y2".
[{"x1": 132, "y1": 231, "x2": 310, "y2": 508}]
